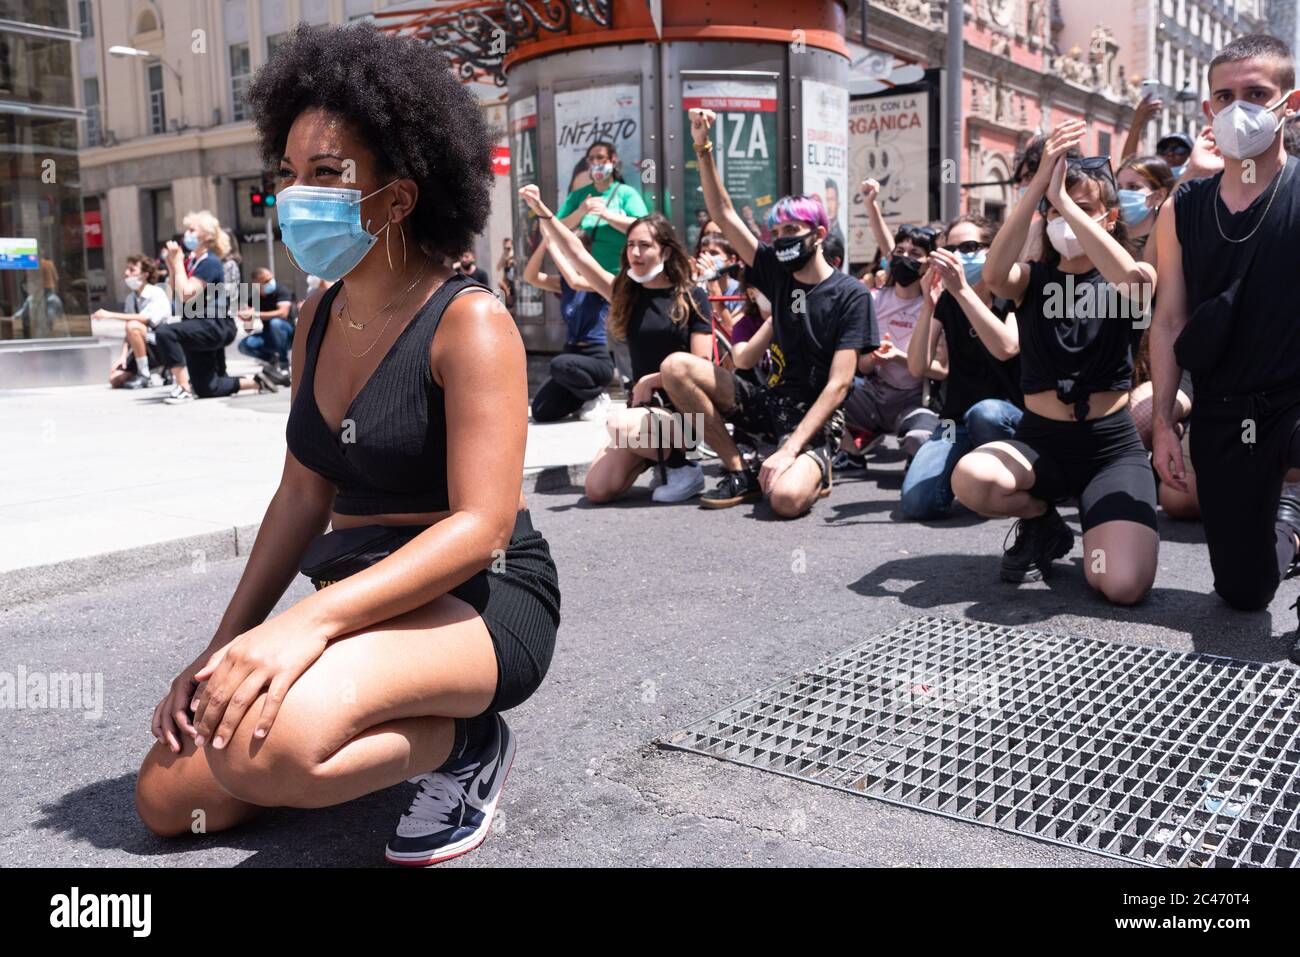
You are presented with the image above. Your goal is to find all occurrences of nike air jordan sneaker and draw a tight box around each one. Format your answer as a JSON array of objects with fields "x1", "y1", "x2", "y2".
[{"x1": 385, "y1": 714, "x2": 516, "y2": 866}]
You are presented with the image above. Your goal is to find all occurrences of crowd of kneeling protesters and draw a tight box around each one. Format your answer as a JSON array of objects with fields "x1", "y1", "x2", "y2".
[{"x1": 523, "y1": 35, "x2": 1300, "y2": 660}]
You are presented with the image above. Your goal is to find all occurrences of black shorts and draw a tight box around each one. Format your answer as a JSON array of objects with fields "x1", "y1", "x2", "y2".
[
  {"x1": 299, "y1": 509, "x2": 560, "y2": 714},
  {"x1": 1011, "y1": 406, "x2": 1158, "y2": 532},
  {"x1": 724, "y1": 370, "x2": 845, "y2": 455}
]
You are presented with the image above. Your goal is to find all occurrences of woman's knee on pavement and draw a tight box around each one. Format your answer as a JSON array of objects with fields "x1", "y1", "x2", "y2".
[{"x1": 1082, "y1": 528, "x2": 1157, "y2": 606}]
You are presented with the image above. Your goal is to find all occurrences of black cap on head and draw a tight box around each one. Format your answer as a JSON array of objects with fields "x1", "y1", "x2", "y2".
[{"x1": 1156, "y1": 132, "x2": 1194, "y2": 155}]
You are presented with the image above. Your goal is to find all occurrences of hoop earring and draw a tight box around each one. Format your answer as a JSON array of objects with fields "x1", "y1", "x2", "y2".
[
  {"x1": 397, "y1": 220, "x2": 408, "y2": 269},
  {"x1": 385, "y1": 221, "x2": 395, "y2": 272},
  {"x1": 282, "y1": 243, "x2": 307, "y2": 277}
]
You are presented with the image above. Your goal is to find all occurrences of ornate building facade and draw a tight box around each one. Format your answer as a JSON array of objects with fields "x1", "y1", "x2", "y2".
[{"x1": 858, "y1": 0, "x2": 1138, "y2": 220}]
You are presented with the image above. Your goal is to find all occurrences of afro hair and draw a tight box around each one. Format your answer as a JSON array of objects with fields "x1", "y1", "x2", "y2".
[{"x1": 244, "y1": 22, "x2": 494, "y2": 261}]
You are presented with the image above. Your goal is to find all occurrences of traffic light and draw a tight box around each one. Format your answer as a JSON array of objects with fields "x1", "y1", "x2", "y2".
[{"x1": 250, "y1": 171, "x2": 277, "y2": 217}]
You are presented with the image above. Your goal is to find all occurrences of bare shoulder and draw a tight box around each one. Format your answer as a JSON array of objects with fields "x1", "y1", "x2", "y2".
[{"x1": 430, "y1": 287, "x2": 524, "y2": 384}]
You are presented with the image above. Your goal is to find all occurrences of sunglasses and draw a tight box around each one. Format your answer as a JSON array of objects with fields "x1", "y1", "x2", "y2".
[
  {"x1": 942, "y1": 241, "x2": 988, "y2": 255},
  {"x1": 1037, "y1": 156, "x2": 1117, "y2": 215}
]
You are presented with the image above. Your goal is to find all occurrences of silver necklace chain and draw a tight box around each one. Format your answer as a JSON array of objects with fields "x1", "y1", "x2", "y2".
[{"x1": 1213, "y1": 160, "x2": 1291, "y2": 244}]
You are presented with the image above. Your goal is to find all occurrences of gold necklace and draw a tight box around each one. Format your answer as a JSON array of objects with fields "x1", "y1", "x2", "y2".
[
  {"x1": 333, "y1": 259, "x2": 433, "y2": 359},
  {"x1": 339, "y1": 257, "x2": 429, "y2": 330}
]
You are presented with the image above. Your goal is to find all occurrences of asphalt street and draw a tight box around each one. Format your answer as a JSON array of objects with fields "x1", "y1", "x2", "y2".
[{"x1": 4, "y1": 448, "x2": 1298, "y2": 867}]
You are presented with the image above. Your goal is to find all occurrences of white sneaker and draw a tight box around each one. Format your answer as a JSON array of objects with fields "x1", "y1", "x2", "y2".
[
  {"x1": 577, "y1": 392, "x2": 611, "y2": 421},
  {"x1": 163, "y1": 388, "x2": 195, "y2": 405},
  {"x1": 652, "y1": 463, "x2": 705, "y2": 502}
]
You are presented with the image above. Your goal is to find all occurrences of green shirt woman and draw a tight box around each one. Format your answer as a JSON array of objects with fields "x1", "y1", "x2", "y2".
[{"x1": 557, "y1": 140, "x2": 649, "y2": 275}]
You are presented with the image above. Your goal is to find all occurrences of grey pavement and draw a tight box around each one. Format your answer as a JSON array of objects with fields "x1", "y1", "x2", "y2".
[
  {"x1": 3, "y1": 440, "x2": 1297, "y2": 867},
  {"x1": 0, "y1": 346, "x2": 610, "y2": 604}
]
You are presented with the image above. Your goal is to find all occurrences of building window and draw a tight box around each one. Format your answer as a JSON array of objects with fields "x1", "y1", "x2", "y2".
[
  {"x1": 83, "y1": 77, "x2": 100, "y2": 146},
  {"x1": 77, "y1": 0, "x2": 94, "y2": 37},
  {"x1": 144, "y1": 187, "x2": 175, "y2": 257},
  {"x1": 266, "y1": 31, "x2": 290, "y2": 61},
  {"x1": 147, "y1": 62, "x2": 166, "y2": 134},
  {"x1": 229, "y1": 43, "x2": 251, "y2": 121},
  {"x1": 1098, "y1": 130, "x2": 1111, "y2": 158}
]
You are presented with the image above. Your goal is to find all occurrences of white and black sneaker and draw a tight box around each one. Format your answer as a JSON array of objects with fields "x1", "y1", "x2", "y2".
[
  {"x1": 163, "y1": 386, "x2": 195, "y2": 405},
  {"x1": 385, "y1": 714, "x2": 516, "y2": 866},
  {"x1": 652, "y1": 463, "x2": 705, "y2": 502}
]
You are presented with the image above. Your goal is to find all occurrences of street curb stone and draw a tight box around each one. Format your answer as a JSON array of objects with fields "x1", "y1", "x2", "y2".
[{"x1": 1, "y1": 464, "x2": 593, "y2": 609}]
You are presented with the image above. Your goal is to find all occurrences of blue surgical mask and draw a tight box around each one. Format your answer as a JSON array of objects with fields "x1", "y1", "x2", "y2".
[
  {"x1": 1117, "y1": 188, "x2": 1152, "y2": 227},
  {"x1": 1169, "y1": 163, "x2": 1187, "y2": 180},
  {"x1": 262, "y1": 279, "x2": 276, "y2": 294},
  {"x1": 275, "y1": 180, "x2": 400, "y2": 281},
  {"x1": 182, "y1": 231, "x2": 200, "y2": 251},
  {"x1": 879, "y1": 256, "x2": 889, "y2": 270},
  {"x1": 958, "y1": 250, "x2": 987, "y2": 285}
]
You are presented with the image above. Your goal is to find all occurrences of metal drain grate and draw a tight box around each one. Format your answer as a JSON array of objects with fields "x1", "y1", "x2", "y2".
[{"x1": 664, "y1": 617, "x2": 1300, "y2": 867}]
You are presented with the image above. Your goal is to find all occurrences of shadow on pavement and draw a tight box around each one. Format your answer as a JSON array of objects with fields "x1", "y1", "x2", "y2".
[
  {"x1": 847, "y1": 551, "x2": 1284, "y2": 662},
  {"x1": 32, "y1": 773, "x2": 415, "y2": 867}
]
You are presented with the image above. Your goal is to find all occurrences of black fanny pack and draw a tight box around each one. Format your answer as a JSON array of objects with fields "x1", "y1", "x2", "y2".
[{"x1": 299, "y1": 523, "x2": 427, "y2": 589}]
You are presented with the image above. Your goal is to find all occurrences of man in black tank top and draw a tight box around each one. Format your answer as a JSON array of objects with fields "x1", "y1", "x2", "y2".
[{"x1": 1150, "y1": 34, "x2": 1300, "y2": 659}]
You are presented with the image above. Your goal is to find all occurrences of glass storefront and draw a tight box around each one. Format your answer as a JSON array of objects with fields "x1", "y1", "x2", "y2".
[{"x1": 0, "y1": 14, "x2": 88, "y2": 342}]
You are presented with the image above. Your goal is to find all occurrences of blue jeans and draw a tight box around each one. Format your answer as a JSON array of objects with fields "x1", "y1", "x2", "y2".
[
  {"x1": 237, "y1": 318, "x2": 294, "y2": 365},
  {"x1": 899, "y1": 398, "x2": 1023, "y2": 520}
]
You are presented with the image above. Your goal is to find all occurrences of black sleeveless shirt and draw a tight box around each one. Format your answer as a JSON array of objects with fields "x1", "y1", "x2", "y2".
[
  {"x1": 1175, "y1": 154, "x2": 1300, "y2": 398},
  {"x1": 286, "y1": 273, "x2": 491, "y2": 515}
]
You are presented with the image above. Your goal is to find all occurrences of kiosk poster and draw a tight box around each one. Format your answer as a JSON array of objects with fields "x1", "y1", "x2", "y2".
[
  {"x1": 848, "y1": 90, "x2": 930, "y2": 262},
  {"x1": 800, "y1": 79, "x2": 849, "y2": 266},
  {"x1": 682, "y1": 78, "x2": 779, "y2": 249}
]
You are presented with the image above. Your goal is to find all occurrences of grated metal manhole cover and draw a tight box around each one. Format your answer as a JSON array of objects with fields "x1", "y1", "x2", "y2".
[{"x1": 664, "y1": 616, "x2": 1300, "y2": 867}]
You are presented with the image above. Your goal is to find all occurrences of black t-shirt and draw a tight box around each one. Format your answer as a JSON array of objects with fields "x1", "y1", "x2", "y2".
[
  {"x1": 188, "y1": 254, "x2": 228, "y2": 320},
  {"x1": 746, "y1": 244, "x2": 876, "y2": 403},
  {"x1": 1015, "y1": 260, "x2": 1134, "y2": 404},
  {"x1": 933, "y1": 291, "x2": 1022, "y2": 419},
  {"x1": 1175, "y1": 155, "x2": 1300, "y2": 397},
  {"x1": 625, "y1": 284, "x2": 712, "y2": 381},
  {"x1": 258, "y1": 285, "x2": 297, "y2": 324}
]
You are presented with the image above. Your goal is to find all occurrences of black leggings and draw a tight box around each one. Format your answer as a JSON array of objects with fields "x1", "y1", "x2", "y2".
[
  {"x1": 1190, "y1": 385, "x2": 1300, "y2": 610},
  {"x1": 154, "y1": 318, "x2": 240, "y2": 397},
  {"x1": 300, "y1": 509, "x2": 561, "y2": 713},
  {"x1": 1011, "y1": 406, "x2": 1159, "y2": 532},
  {"x1": 530, "y1": 342, "x2": 614, "y2": 423}
]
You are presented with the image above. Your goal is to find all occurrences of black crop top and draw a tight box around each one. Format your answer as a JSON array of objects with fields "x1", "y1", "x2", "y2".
[
  {"x1": 1015, "y1": 259, "x2": 1134, "y2": 419},
  {"x1": 285, "y1": 273, "x2": 492, "y2": 515}
]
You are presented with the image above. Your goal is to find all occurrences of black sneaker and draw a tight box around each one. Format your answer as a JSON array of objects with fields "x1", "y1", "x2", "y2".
[
  {"x1": 123, "y1": 373, "x2": 152, "y2": 390},
  {"x1": 385, "y1": 715, "x2": 515, "y2": 866},
  {"x1": 261, "y1": 360, "x2": 291, "y2": 387},
  {"x1": 253, "y1": 371, "x2": 280, "y2": 394},
  {"x1": 1278, "y1": 495, "x2": 1300, "y2": 579},
  {"x1": 1000, "y1": 506, "x2": 1075, "y2": 583},
  {"x1": 699, "y1": 468, "x2": 761, "y2": 509}
]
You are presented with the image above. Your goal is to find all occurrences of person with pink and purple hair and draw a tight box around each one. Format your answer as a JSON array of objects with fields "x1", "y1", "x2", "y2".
[{"x1": 658, "y1": 109, "x2": 877, "y2": 518}]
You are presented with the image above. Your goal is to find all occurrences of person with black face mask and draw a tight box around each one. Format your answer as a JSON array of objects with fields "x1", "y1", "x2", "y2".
[
  {"x1": 656, "y1": 109, "x2": 876, "y2": 518},
  {"x1": 839, "y1": 223, "x2": 937, "y2": 470}
]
